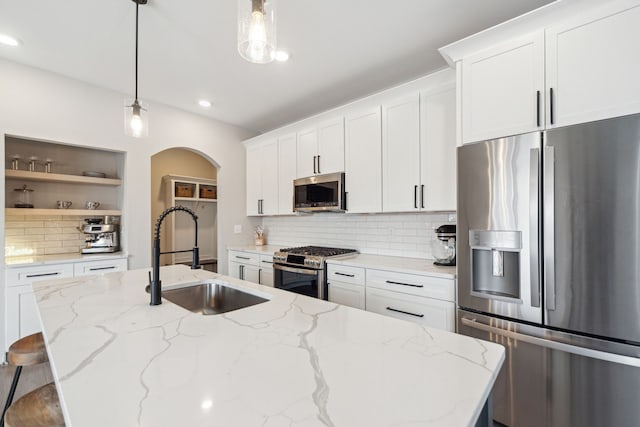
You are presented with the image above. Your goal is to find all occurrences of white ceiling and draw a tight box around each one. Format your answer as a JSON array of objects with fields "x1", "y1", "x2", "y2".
[{"x1": 0, "y1": 0, "x2": 554, "y2": 133}]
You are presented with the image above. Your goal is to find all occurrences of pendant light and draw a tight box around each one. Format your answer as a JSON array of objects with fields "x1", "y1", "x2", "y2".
[
  {"x1": 237, "y1": 0, "x2": 277, "y2": 64},
  {"x1": 124, "y1": 0, "x2": 149, "y2": 138}
]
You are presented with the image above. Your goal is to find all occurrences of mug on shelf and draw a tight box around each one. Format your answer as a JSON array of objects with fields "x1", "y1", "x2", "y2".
[
  {"x1": 56, "y1": 201, "x2": 72, "y2": 209},
  {"x1": 85, "y1": 201, "x2": 100, "y2": 210}
]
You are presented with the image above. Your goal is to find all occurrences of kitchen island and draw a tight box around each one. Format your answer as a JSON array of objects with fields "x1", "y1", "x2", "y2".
[{"x1": 33, "y1": 265, "x2": 504, "y2": 426}]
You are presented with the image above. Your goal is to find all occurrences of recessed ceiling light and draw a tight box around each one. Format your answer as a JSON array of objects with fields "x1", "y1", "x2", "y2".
[
  {"x1": 275, "y1": 51, "x2": 290, "y2": 62},
  {"x1": 0, "y1": 33, "x2": 20, "y2": 47},
  {"x1": 198, "y1": 100, "x2": 212, "y2": 108}
]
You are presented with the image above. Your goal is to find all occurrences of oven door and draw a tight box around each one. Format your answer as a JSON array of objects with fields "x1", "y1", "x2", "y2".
[{"x1": 273, "y1": 263, "x2": 325, "y2": 299}]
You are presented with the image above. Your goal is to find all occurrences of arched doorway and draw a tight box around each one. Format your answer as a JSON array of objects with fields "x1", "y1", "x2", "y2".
[{"x1": 151, "y1": 148, "x2": 218, "y2": 272}]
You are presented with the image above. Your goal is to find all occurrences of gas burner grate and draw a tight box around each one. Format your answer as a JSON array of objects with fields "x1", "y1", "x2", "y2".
[{"x1": 279, "y1": 246, "x2": 357, "y2": 257}]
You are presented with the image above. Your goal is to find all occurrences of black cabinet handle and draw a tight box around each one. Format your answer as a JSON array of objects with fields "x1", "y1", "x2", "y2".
[
  {"x1": 235, "y1": 256, "x2": 250, "y2": 260},
  {"x1": 313, "y1": 156, "x2": 317, "y2": 174},
  {"x1": 420, "y1": 185, "x2": 425, "y2": 209},
  {"x1": 386, "y1": 307, "x2": 424, "y2": 318},
  {"x1": 261, "y1": 260, "x2": 272, "y2": 264},
  {"x1": 385, "y1": 280, "x2": 424, "y2": 288},
  {"x1": 88, "y1": 266, "x2": 116, "y2": 271},
  {"x1": 240, "y1": 265, "x2": 244, "y2": 280},
  {"x1": 258, "y1": 268, "x2": 261, "y2": 284},
  {"x1": 317, "y1": 155, "x2": 321, "y2": 174},
  {"x1": 414, "y1": 185, "x2": 418, "y2": 209},
  {"x1": 335, "y1": 272, "x2": 355, "y2": 277},
  {"x1": 550, "y1": 87, "x2": 555, "y2": 125},
  {"x1": 536, "y1": 90, "x2": 541, "y2": 127},
  {"x1": 26, "y1": 272, "x2": 60, "y2": 278}
]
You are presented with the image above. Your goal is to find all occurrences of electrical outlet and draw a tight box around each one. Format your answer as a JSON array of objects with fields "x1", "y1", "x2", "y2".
[{"x1": 233, "y1": 225, "x2": 242, "y2": 234}]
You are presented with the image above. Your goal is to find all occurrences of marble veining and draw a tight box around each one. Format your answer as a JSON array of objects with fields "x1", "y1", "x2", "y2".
[{"x1": 33, "y1": 265, "x2": 503, "y2": 427}]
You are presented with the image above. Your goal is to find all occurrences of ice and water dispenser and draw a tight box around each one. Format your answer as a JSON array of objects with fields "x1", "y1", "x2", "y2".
[{"x1": 469, "y1": 230, "x2": 522, "y2": 300}]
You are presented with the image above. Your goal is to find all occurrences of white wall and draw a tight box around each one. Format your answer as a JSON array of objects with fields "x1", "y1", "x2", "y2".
[{"x1": 0, "y1": 58, "x2": 259, "y2": 352}]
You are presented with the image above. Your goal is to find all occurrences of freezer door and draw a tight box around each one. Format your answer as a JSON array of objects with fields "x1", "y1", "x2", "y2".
[
  {"x1": 457, "y1": 132, "x2": 543, "y2": 323},
  {"x1": 458, "y1": 309, "x2": 640, "y2": 427},
  {"x1": 544, "y1": 114, "x2": 640, "y2": 343}
]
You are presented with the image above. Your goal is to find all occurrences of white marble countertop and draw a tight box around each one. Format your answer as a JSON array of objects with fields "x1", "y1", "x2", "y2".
[
  {"x1": 5, "y1": 252, "x2": 128, "y2": 267},
  {"x1": 326, "y1": 254, "x2": 456, "y2": 279},
  {"x1": 34, "y1": 265, "x2": 502, "y2": 427},
  {"x1": 227, "y1": 244, "x2": 284, "y2": 255}
]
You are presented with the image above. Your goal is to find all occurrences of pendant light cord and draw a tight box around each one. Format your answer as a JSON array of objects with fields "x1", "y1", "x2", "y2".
[{"x1": 134, "y1": 0, "x2": 139, "y2": 101}]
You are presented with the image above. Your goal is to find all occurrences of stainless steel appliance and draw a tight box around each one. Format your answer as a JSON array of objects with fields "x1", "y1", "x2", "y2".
[
  {"x1": 293, "y1": 172, "x2": 346, "y2": 212},
  {"x1": 81, "y1": 219, "x2": 120, "y2": 254},
  {"x1": 457, "y1": 114, "x2": 640, "y2": 427},
  {"x1": 273, "y1": 246, "x2": 357, "y2": 299},
  {"x1": 431, "y1": 224, "x2": 456, "y2": 266}
]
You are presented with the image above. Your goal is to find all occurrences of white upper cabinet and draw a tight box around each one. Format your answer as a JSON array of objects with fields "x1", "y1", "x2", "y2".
[
  {"x1": 421, "y1": 85, "x2": 457, "y2": 211},
  {"x1": 317, "y1": 118, "x2": 345, "y2": 175},
  {"x1": 545, "y1": 3, "x2": 640, "y2": 128},
  {"x1": 296, "y1": 117, "x2": 344, "y2": 178},
  {"x1": 246, "y1": 139, "x2": 278, "y2": 216},
  {"x1": 345, "y1": 107, "x2": 382, "y2": 213},
  {"x1": 277, "y1": 133, "x2": 297, "y2": 215},
  {"x1": 459, "y1": 2, "x2": 640, "y2": 143},
  {"x1": 382, "y1": 94, "x2": 421, "y2": 212},
  {"x1": 381, "y1": 88, "x2": 457, "y2": 213},
  {"x1": 296, "y1": 127, "x2": 317, "y2": 178},
  {"x1": 461, "y1": 31, "x2": 545, "y2": 144}
]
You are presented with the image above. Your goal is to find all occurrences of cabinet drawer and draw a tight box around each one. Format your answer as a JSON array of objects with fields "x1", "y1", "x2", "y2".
[
  {"x1": 74, "y1": 258, "x2": 128, "y2": 277},
  {"x1": 228, "y1": 251, "x2": 260, "y2": 266},
  {"x1": 259, "y1": 254, "x2": 274, "y2": 266},
  {"x1": 366, "y1": 287, "x2": 455, "y2": 331},
  {"x1": 366, "y1": 268, "x2": 454, "y2": 302},
  {"x1": 327, "y1": 264, "x2": 365, "y2": 286},
  {"x1": 6, "y1": 264, "x2": 74, "y2": 285},
  {"x1": 329, "y1": 280, "x2": 365, "y2": 310}
]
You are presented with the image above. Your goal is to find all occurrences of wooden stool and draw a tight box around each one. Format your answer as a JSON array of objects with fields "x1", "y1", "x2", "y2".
[
  {"x1": 1, "y1": 333, "x2": 49, "y2": 426},
  {"x1": 4, "y1": 383, "x2": 64, "y2": 427}
]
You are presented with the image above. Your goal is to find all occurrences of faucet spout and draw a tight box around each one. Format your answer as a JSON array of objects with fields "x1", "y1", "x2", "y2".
[{"x1": 149, "y1": 206, "x2": 200, "y2": 306}]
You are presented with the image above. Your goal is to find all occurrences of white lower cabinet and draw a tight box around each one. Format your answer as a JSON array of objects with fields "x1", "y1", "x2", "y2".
[
  {"x1": 327, "y1": 264, "x2": 366, "y2": 310},
  {"x1": 327, "y1": 262, "x2": 455, "y2": 331},
  {"x1": 5, "y1": 257, "x2": 128, "y2": 351},
  {"x1": 366, "y1": 287, "x2": 455, "y2": 331},
  {"x1": 74, "y1": 258, "x2": 128, "y2": 277},
  {"x1": 6, "y1": 285, "x2": 41, "y2": 347},
  {"x1": 227, "y1": 250, "x2": 273, "y2": 286}
]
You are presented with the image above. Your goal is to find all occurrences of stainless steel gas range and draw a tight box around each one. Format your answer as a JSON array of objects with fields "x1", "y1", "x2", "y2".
[{"x1": 273, "y1": 246, "x2": 357, "y2": 299}]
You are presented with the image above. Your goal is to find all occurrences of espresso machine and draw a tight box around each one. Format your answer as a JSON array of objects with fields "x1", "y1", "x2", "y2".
[{"x1": 81, "y1": 218, "x2": 120, "y2": 254}]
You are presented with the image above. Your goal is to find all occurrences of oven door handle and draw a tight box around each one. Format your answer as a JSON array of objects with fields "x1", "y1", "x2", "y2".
[{"x1": 273, "y1": 264, "x2": 319, "y2": 276}]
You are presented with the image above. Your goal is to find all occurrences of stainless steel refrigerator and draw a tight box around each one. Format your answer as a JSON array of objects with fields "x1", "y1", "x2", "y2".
[{"x1": 457, "y1": 114, "x2": 640, "y2": 427}]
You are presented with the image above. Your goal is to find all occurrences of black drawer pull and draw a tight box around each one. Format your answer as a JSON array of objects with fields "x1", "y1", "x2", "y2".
[
  {"x1": 335, "y1": 272, "x2": 355, "y2": 277},
  {"x1": 89, "y1": 266, "x2": 117, "y2": 271},
  {"x1": 261, "y1": 260, "x2": 272, "y2": 264},
  {"x1": 235, "y1": 256, "x2": 251, "y2": 260},
  {"x1": 385, "y1": 280, "x2": 423, "y2": 288},
  {"x1": 25, "y1": 272, "x2": 60, "y2": 278},
  {"x1": 386, "y1": 307, "x2": 424, "y2": 318}
]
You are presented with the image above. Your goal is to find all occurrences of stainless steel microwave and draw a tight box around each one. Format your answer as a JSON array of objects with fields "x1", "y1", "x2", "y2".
[{"x1": 293, "y1": 172, "x2": 346, "y2": 212}]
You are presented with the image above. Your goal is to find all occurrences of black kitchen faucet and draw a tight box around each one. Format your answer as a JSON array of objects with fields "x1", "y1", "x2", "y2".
[{"x1": 149, "y1": 206, "x2": 200, "y2": 305}]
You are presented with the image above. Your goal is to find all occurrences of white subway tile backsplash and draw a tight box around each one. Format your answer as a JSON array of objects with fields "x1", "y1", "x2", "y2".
[
  {"x1": 5, "y1": 215, "x2": 87, "y2": 255},
  {"x1": 262, "y1": 212, "x2": 455, "y2": 259}
]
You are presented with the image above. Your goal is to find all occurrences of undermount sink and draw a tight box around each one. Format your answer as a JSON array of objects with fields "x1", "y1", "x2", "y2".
[{"x1": 155, "y1": 281, "x2": 270, "y2": 315}]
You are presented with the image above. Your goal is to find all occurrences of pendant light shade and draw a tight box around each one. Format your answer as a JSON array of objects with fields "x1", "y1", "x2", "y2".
[
  {"x1": 238, "y1": 0, "x2": 277, "y2": 64},
  {"x1": 124, "y1": 0, "x2": 149, "y2": 138}
]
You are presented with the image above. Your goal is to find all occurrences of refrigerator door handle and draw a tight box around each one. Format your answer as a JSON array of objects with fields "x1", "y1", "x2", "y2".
[
  {"x1": 530, "y1": 148, "x2": 541, "y2": 307},
  {"x1": 460, "y1": 317, "x2": 640, "y2": 367},
  {"x1": 544, "y1": 146, "x2": 556, "y2": 310}
]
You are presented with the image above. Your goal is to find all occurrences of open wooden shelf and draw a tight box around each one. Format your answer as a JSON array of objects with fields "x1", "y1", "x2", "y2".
[
  {"x1": 5, "y1": 208, "x2": 122, "y2": 216},
  {"x1": 5, "y1": 170, "x2": 122, "y2": 186},
  {"x1": 174, "y1": 197, "x2": 218, "y2": 203}
]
